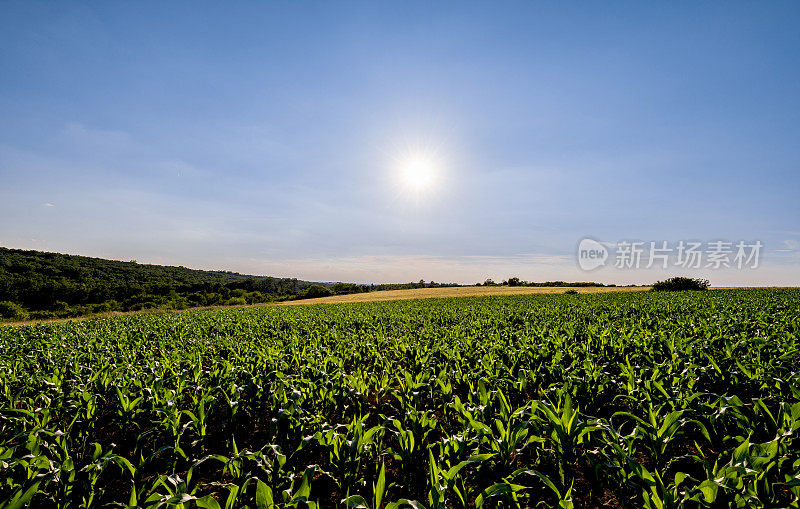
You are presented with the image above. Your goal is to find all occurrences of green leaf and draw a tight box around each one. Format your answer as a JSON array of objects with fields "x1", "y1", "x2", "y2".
[
  {"x1": 385, "y1": 500, "x2": 425, "y2": 509},
  {"x1": 224, "y1": 485, "x2": 240, "y2": 509},
  {"x1": 733, "y1": 437, "x2": 750, "y2": 464},
  {"x1": 128, "y1": 485, "x2": 138, "y2": 507},
  {"x1": 256, "y1": 480, "x2": 274, "y2": 509},
  {"x1": 375, "y1": 462, "x2": 386, "y2": 509},
  {"x1": 290, "y1": 469, "x2": 313, "y2": 502},
  {"x1": 475, "y1": 483, "x2": 527, "y2": 508},
  {"x1": 111, "y1": 455, "x2": 137, "y2": 478},
  {"x1": 6, "y1": 481, "x2": 41, "y2": 509},
  {"x1": 196, "y1": 495, "x2": 223, "y2": 509},
  {"x1": 520, "y1": 469, "x2": 560, "y2": 497},
  {"x1": 698, "y1": 480, "x2": 718, "y2": 503},
  {"x1": 92, "y1": 442, "x2": 103, "y2": 461},
  {"x1": 657, "y1": 410, "x2": 684, "y2": 437},
  {"x1": 343, "y1": 495, "x2": 369, "y2": 509}
]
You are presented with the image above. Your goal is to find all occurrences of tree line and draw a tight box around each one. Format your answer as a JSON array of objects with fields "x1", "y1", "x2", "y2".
[
  {"x1": 0, "y1": 247, "x2": 612, "y2": 321},
  {"x1": 0, "y1": 248, "x2": 474, "y2": 321}
]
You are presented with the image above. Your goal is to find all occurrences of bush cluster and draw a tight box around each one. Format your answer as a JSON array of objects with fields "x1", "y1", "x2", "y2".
[{"x1": 652, "y1": 277, "x2": 710, "y2": 291}]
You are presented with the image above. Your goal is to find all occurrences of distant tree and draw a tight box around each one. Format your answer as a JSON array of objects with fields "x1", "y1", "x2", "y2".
[
  {"x1": 332, "y1": 283, "x2": 364, "y2": 295},
  {"x1": 304, "y1": 285, "x2": 333, "y2": 299},
  {"x1": 507, "y1": 277, "x2": 522, "y2": 287},
  {"x1": 483, "y1": 279, "x2": 496, "y2": 286},
  {"x1": 244, "y1": 291, "x2": 265, "y2": 304},
  {"x1": 0, "y1": 301, "x2": 28, "y2": 320},
  {"x1": 652, "y1": 277, "x2": 709, "y2": 291}
]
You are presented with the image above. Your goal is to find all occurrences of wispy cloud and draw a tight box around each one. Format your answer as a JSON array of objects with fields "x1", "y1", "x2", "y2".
[
  {"x1": 775, "y1": 239, "x2": 800, "y2": 252},
  {"x1": 225, "y1": 253, "x2": 580, "y2": 284}
]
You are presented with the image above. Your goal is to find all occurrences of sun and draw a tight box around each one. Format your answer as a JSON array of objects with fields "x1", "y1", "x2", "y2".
[{"x1": 398, "y1": 154, "x2": 439, "y2": 192}]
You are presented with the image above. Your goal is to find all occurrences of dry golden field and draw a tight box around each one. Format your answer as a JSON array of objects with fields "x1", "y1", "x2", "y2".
[{"x1": 276, "y1": 284, "x2": 651, "y2": 305}]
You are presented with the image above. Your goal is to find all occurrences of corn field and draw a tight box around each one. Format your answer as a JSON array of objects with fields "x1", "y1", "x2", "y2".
[{"x1": 1, "y1": 289, "x2": 799, "y2": 508}]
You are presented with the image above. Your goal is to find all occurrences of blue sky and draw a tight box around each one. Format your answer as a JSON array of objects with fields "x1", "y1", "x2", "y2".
[{"x1": 1, "y1": 1, "x2": 799, "y2": 285}]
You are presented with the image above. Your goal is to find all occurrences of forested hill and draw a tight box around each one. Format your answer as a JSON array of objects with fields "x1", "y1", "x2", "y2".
[
  {"x1": 0, "y1": 247, "x2": 605, "y2": 322},
  {"x1": 0, "y1": 247, "x2": 321, "y2": 320}
]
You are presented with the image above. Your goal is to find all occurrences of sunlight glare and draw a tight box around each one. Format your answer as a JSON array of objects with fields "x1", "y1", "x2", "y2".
[{"x1": 399, "y1": 154, "x2": 438, "y2": 192}]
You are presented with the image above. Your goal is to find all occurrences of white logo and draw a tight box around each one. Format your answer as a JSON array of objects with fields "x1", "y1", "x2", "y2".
[{"x1": 577, "y1": 238, "x2": 608, "y2": 271}]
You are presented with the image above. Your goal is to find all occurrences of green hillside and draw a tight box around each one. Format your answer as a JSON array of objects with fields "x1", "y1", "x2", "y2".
[{"x1": 0, "y1": 247, "x2": 316, "y2": 320}]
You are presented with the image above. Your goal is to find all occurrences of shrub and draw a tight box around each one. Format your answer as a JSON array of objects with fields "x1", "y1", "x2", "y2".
[
  {"x1": 332, "y1": 283, "x2": 364, "y2": 295},
  {"x1": 167, "y1": 297, "x2": 191, "y2": 310},
  {"x1": 224, "y1": 297, "x2": 247, "y2": 306},
  {"x1": 564, "y1": 289, "x2": 578, "y2": 295},
  {"x1": 188, "y1": 292, "x2": 208, "y2": 306},
  {"x1": 652, "y1": 277, "x2": 709, "y2": 292},
  {"x1": 50, "y1": 300, "x2": 70, "y2": 312},
  {"x1": 304, "y1": 285, "x2": 333, "y2": 299},
  {"x1": 0, "y1": 301, "x2": 29, "y2": 320},
  {"x1": 244, "y1": 291, "x2": 265, "y2": 304},
  {"x1": 91, "y1": 302, "x2": 112, "y2": 313},
  {"x1": 31, "y1": 310, "x2": 56, "y2": 320},
  {"x1": 204, "y1": 293, "x2": 223, "y2": 305}
]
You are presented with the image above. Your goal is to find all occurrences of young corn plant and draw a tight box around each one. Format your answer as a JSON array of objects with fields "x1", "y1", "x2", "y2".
[
  {"x1": 341, "y1": 462, "x2": 422, "y2": 509},
  {"x1": 315, "y1": 415, "x2": 382, "y2": 496},
  {"x1": 474, "y1": 469, "x2": 573, "y2": 509},
  {"x1": 612, "y1": 404, "x2": 689, "y2": 468},
  {"x1": 619, "y1": 453, "x2": 688, "y2": 509},
  {"x1": 426, "y1": 447, "x2": 494, "y2": 509},
  {"x1": 535, "y1": 391, "x2": 600, "y2": 486}
]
